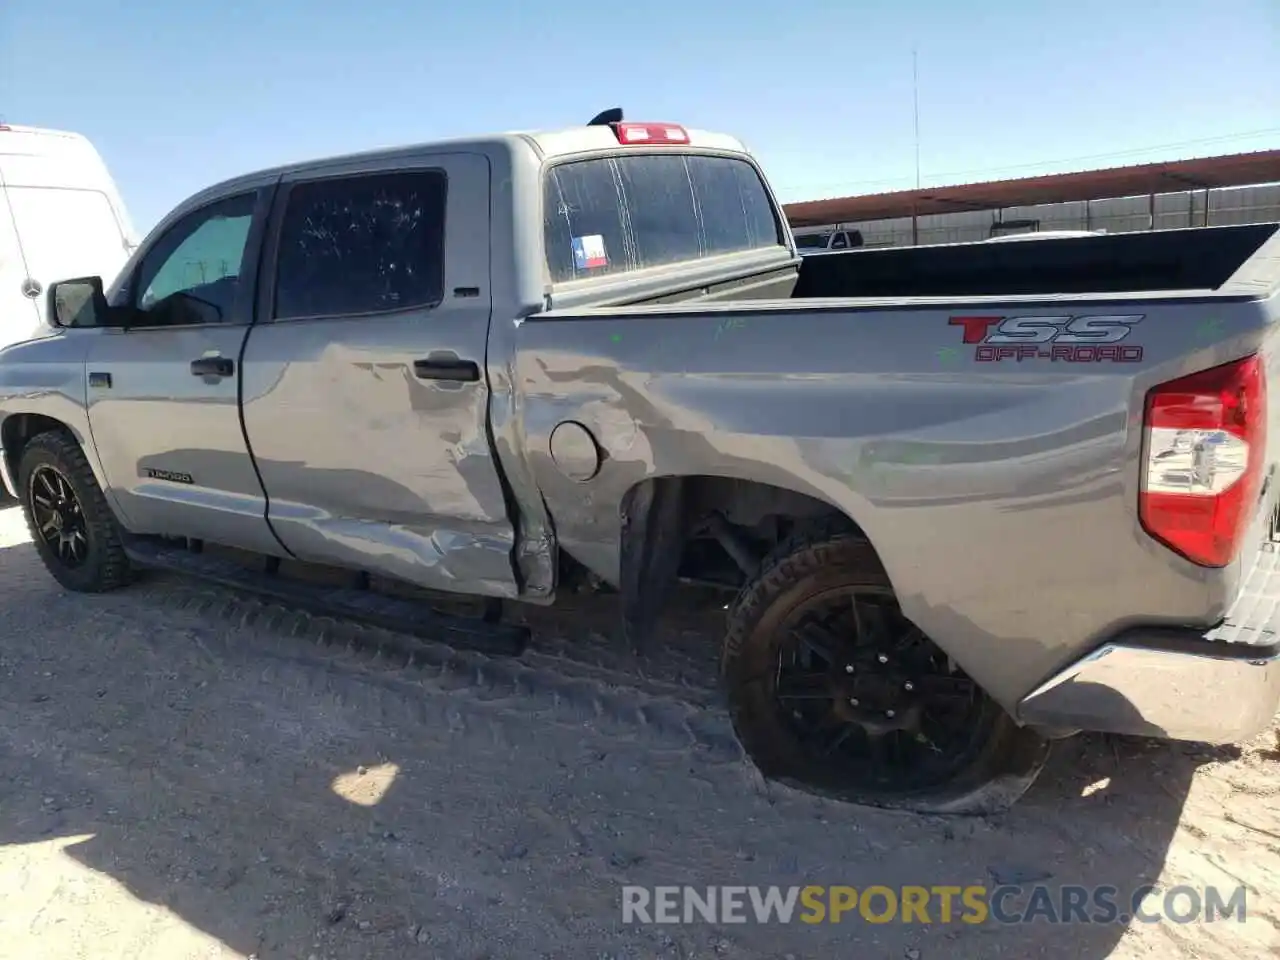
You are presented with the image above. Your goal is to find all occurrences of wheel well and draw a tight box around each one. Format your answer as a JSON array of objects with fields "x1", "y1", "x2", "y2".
[
  {"x1": 2, "y1": 413, "x2": 72, "y2": 478},
  {"x1": 616, "y1": 475, "x2": 881, "y2": 649},
  {"x1": 685, "y1": 474, "x2": 856, "y2": 539}
]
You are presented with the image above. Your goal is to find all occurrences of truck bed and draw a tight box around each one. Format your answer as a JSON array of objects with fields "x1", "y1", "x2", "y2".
[
  {"x1": 511, "y1": 221, "x2": 1280, "y2": 715},
  {"x1": 792, "y1": 222, "x2": 1279, "y2": 299}
]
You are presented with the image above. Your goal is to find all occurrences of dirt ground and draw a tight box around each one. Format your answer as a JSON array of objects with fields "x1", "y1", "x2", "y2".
[{"x1": 0, "y1": 504, "x2": 1276, "y2": 960}]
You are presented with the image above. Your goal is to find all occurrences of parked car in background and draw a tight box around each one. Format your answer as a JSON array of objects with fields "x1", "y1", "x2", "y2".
[{"x1": 794, "y1": 226, "x2": 864, "y2": 255}]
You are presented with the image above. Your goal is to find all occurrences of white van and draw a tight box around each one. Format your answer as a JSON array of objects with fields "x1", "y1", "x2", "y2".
[{"x1": 0, "y1": 124, "x2": 137, "y2": 350}]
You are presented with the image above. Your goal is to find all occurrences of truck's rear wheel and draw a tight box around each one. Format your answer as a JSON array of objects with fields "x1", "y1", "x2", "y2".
[
  {"x1": 722, "y1": 525, "x2": 1049, "y2": 813},
  {"x1": 17, "y1": 431, "x2": 133, "y2": 593}
]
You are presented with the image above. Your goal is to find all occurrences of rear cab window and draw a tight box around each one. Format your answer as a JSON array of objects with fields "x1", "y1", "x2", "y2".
[{"x1": 543, "y1": 153, "x2": 784, "y2": 283}]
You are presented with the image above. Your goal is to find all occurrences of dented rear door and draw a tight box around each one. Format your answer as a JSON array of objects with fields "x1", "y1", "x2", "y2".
[{"x1": 240, "y1": 152, "x2": 521, "y2": 598}]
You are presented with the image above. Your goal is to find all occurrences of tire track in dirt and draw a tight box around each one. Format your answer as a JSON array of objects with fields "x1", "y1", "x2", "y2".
[
  {"x1": 118, "y1": 575, "x2": 751, "y2": 768},
  {"x1": 2, "y1": 508, "x2": 1278, "y2": 959}
]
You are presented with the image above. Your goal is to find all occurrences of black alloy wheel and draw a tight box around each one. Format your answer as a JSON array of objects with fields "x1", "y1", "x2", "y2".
[
  {"x1": 30, "y1": 464, "x2": 91, "y2": 568},
  {"x1": 17, "y1": 430, "x2": 133, "y2": 593},
  {"x1": 771, "y1": 583, "x2": 991, "y2": 793},
  {"x1": 723, "y1": 521, "x2": 1050, "y2": 813}
]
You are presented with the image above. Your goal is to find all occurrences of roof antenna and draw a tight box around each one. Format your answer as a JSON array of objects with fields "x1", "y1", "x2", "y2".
[{"x1": 588, "y1": 108, "x2": 623, "y2": 126}]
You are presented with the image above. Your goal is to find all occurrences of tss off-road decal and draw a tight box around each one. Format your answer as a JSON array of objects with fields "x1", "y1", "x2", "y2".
[{"x1": 948, "y1": 314, "x2": 1144, "y2": 363}]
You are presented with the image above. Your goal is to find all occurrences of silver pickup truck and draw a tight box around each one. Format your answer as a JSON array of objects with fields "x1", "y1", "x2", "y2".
[{"x1": 3, "y1": 110, "x2": 1279, "y2": 812}]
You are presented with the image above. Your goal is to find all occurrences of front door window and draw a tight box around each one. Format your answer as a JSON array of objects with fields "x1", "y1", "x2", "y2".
[{"x1": 132, "y1": 192, "x2": 256, "y2": 327}]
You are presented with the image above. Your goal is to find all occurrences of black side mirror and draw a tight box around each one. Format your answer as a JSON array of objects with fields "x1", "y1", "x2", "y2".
[{"x1": 48, "y1": 276, "x2": 116, "y2": 328}]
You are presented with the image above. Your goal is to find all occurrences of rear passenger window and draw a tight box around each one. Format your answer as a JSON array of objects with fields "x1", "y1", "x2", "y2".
[
  {"x1": 273, "y1": 170, "x2": 446, "y2": 320},
  {"x1": 543, "y1": 154, "x2": 783, "y2": 283}
]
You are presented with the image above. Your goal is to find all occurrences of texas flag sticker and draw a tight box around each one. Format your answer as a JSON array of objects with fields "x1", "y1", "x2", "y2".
[{"x1": 572, "y1": 234, "x2": 609, "y2": 271}]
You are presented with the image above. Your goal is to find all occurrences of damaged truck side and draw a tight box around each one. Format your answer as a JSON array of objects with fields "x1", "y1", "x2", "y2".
[{"x1": 3, "y1": 114, "x2": 1280, "y2": 812}]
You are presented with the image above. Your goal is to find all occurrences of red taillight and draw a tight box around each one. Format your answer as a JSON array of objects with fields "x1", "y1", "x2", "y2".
[
  {"x1": 1139, "y1": 354, "x2": 1267, "y2": 566},
  {"x1": 612, "y1": 122, "x2": 690, "y2": 145}
]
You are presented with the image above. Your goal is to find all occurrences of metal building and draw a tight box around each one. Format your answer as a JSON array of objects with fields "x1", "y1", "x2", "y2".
[{"x1": 783, "y1": 149, "x2": 1280, "y2": 249}]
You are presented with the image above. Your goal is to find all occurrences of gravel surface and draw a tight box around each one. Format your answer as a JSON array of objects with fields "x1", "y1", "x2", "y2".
[{"x1": 0, "y1": 504, "x2": 1275, "y2": 959}]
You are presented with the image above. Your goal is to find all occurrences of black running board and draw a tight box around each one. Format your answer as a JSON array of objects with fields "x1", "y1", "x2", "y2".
[{"x1": 122, "y1": 538, "x2": 529, "y2": 657}]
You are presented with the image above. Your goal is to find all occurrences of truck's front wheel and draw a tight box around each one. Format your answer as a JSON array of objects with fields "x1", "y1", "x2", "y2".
[
  {"x1": 17, "y1": 431, "x2": 133, "y2": 593},
  {"x1": 722, "y1": 525, "x2": 1049, "y2": 813}
]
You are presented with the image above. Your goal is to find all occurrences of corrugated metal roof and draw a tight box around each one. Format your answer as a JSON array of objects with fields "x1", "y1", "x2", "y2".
[{"x1": 783, "y1": 149, "x2": 1280, "y2": 227}]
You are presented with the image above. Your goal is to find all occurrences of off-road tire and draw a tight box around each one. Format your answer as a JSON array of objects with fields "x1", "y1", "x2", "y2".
[
  {"x1": 722, "y1": 520, "x2": 1050, "y2": 814},
  {"x1": 17, "y1": 430, "x2": 134, "y2": 593}
]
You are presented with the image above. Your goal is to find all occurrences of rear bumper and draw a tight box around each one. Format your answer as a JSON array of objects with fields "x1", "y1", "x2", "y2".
[{"x1": 1017, "y1": 547, "x2": 1280, "y2": 744}]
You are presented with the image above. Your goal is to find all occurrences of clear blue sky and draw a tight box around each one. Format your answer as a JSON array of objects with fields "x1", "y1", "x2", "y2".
[{"x1": 3, "y1": 0, "x2": 1277, "y2": 234}]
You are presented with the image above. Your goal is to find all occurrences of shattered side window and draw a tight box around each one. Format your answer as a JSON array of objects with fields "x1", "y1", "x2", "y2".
[{"x1": 273, "y1": 170, "x2": 447, "y2": 320}]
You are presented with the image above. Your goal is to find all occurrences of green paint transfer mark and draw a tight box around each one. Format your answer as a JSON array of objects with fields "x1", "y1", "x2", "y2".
[
  {"x1": 610, "y1": 333, "x2": 623, "y2": 343},
  {"x1": 715, "y1": 317, "x2": 747, "y2": 340},
  {"x1": 1196, "y1": 318, "x2": 1224, "y2": 341},
  {"x1": 841, "y1": 442, "x2": 949, "y2": 488},
  {"x1": 936, "y1": 346, "x2": 961, "y2": 364}
]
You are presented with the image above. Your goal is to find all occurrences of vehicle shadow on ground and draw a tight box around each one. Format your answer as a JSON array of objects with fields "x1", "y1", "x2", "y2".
[{"x1": 0, "y1": 534, "x2": 1231, "y2": 960}]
